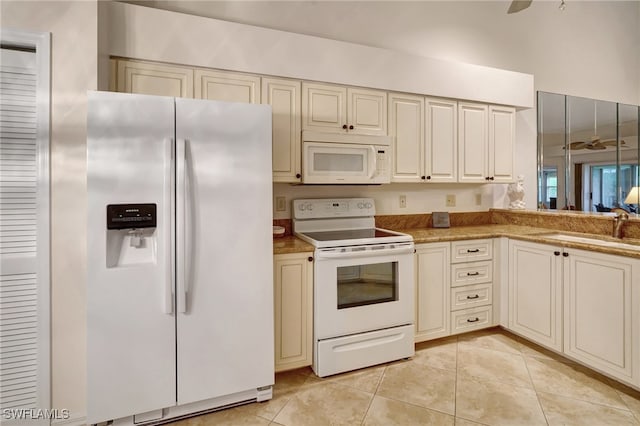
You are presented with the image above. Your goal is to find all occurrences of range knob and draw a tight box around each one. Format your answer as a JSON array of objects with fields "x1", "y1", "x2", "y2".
[
  {"x1": 299, "y1": 204, "x2": 305, "y2": 211},
  {"x1": 305, "y1": 203, "x2": 313, "y2": 211},
  {"x1": 365, "y1": 202, "x2": 372, "y2": 209},
  {"x1": 357, "y1": 202, "x2": 364, "y2": 208}
]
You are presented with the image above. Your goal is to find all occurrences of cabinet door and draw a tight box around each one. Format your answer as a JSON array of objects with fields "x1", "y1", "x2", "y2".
[
  {"x1": 347, "y1": 87, "x2": 387, "y2": 135},
  {"x1": 116, "y1": 59, "x2": 193, "y2": 98},
  {"x1": 195, "y1": 69, "x2": 260, "y2": 103},
  {"x1": 262, "y1": 77, "x2": 302, "y2": 183},
  {"x1": 508, "y1": 240, "x2": 562, "y2": 351},
  {"x1": 389, "y1": 93, "x2": 424, "y2": 183},
  {"x1": 489, "y1": 105, "x2": 515, "y2": 183},
  {"x1": 457, "y1": 102, "x2": 488, "y2": 183},
  {"x1": 415, "y1": 243, "x2": 450, "y2": 342},
  {"x1": 302, "y1": 82, "x2": 347, "y2": 132},
  {"x1": 564, "y1": 249, "x2": 638, "y2": 384},
  {"x1": 425, "y1": 97, "x2": 457, "y2": 182},
  {"x1": 274, "y1": 253, "x2": 313, "y2": 372}
]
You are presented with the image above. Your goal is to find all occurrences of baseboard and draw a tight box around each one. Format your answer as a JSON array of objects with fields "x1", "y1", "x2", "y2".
[{"x1": 51, "y1": 413, "x2": 86, "y2": 426}]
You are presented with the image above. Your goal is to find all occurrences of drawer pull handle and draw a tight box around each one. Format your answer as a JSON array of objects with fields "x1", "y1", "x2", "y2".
[
  {"x1": 466, "y1": 294, "x2": 480, "y2": 300},
  {"x1": 467, "y1": 317, "x2": 480, "y2": 323},
  {"x1": 467, "y1": 249, "x2": 480, "y2": 253},
  {"x1": 467, "y1": 272, "x2": 480, "y2": 276}
]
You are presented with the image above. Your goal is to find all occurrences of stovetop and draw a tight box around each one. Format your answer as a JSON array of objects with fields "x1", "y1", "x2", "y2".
[{"x1": 300, "y1": 228, "x2": 400, "y2": 242}]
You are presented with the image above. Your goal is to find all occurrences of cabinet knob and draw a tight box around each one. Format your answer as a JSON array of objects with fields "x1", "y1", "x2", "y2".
[
  {"x1": 421, "y1": 176, "x2": 426, "y2": 180},
  {"x1": 554, "y1": 251, "x2": 560, "y2": 256},
  {"x1": 308, "y1": 256, "x2": 314, "y2": 262},
  {"x1": 563, "y1": 252, "x2": 569, "y2": 257},
  {"x1": 295, "y1": 173, "x2": 301, "y2": 179},
  {"x1": 489, "y1": 176, "x2": 495, "y2": 181},
  {"x1": 349, "y1": 125, "x2": 354, "y2": 130},
  {"x1": 426, "y1": 176, "x2": 431, "y2": 180},
  {"x1": 342, "y1": 124, "x2": 348, "y2": 129},
  {"x1": 485, "y1": 177, "x2": 490, "y2": 181}
]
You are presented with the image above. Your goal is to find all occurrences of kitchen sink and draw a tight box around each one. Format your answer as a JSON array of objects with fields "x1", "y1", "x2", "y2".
[{"x1": 543, "y1": 233, "x2": 640, "y2": 251}]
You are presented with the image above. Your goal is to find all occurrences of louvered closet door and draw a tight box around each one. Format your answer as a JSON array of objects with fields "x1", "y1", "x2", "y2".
[{"x1": 0, "y1": 48, "x2": 48, "y2": 416}]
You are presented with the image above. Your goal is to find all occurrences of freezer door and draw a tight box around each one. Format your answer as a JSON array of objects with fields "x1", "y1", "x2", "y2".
[
  {"x1": 87, "y1": 91, "x2": 176, "y2": 423},
  {"x1": 175, "y1": 98, "x2": 274, "y2": 405}
]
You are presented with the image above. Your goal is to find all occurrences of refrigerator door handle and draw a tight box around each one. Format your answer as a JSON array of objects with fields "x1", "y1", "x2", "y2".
[
  {"x1": 164, "y1": 137, "x2": 175, "y2": 315},
  {"x1": 176, "y1": 138, "x2": 188, "y2": 314}
]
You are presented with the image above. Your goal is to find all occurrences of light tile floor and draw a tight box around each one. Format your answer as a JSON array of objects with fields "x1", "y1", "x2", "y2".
[{"x1": 170, "y1": 328, "x2": 640, "y2": 425}]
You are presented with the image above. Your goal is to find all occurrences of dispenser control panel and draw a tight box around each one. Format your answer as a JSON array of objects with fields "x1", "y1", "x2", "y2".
[{"x1": 107, "y1": 204, "x2": 157, "y2": 230}]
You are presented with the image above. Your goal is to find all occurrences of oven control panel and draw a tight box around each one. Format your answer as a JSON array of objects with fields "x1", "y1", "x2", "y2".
[{"x1": 293, "y1": 198, "x2": 375, "y2": 219}]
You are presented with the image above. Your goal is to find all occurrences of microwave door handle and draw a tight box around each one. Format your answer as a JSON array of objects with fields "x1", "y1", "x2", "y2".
[{"x1": 368, "y1": 146, "x2": 377, "y2": 179}]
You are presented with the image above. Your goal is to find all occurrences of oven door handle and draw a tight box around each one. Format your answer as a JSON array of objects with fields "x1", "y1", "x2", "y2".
[{"x1": 315, "y1": 244, "x2": 414, "y2": 260}]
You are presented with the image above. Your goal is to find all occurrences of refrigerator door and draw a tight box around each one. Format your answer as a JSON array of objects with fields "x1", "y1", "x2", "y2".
[
  {"x1": 175, "y1": 98, "x2": 274, "y2": 405},
  {"x1": 87, "y1": 91, "x2": 176, "y2": 423}
]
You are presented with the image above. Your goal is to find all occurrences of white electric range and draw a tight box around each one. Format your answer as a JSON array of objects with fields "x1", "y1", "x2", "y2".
[{"x1": 293, "y1": 198, "x2": 415, "y2": 377}]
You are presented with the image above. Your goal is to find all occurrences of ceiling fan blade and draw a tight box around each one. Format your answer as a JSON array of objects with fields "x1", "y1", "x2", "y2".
[
  {"x1": 569, "y1": 141, "x2": 587, "y2": 150},
  {"x1": 507, "y1": 0, "x2": 533, "y2": 14}
]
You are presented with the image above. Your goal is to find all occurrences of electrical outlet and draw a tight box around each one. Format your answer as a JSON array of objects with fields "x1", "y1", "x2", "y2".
[
  {"x1": 446, "y1": 194, "x2": 456, "y2": 207},
  {"x1": 475, "y1": 193, "x2": 482, "y2": 206},
  {"x1": 275, "y1": 196, "x2": 286, "y2": 212},
  {"x1": 399, "y1": 195, "x2": 407, "y2": 208}
]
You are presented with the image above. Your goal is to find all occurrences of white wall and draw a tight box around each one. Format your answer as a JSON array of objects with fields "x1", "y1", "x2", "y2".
[
  {"x1": 123, "y1": 0, "x2": 640, "y2": 214},
  {"x1": 1, "y1": 1, "x2": 97, "y2": 422}
]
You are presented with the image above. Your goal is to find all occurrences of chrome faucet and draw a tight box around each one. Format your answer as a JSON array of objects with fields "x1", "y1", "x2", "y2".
[{"x1": 611, "y1": 208, "x2": 629, "y2": 239}]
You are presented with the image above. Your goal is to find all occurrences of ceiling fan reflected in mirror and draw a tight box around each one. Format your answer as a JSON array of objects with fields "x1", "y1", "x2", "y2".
[
  {"x1": 507, "y1": 0, "x2": 566, "y2": 14},
  {"x1": 566, "y1": 101, "x2": 625, "y2": 150}
]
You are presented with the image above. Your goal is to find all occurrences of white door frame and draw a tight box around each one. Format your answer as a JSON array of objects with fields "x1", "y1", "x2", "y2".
[{"x1": 1, "y1": 28, "x2": 51, "y2": 420}]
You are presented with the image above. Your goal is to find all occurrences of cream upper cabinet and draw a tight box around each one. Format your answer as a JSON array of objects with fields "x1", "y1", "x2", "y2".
[
  {"x1": 302, "y1": 82, "x2": 387, "y2": 135},
  {"x1": 195, "y1": 69, "x2": 260, "y2": 103},
  {"x1": 302, "y1": 82, "x2": 347, "y2": 132},
  {"x1": 458, "y1": 102, "x2": 489, "y2": 183},
  {"x1": 274, "y1": 252, "x2": 313, "y2": 372},
  {"x1": 508, "y1": 240, "x2": 563, "y2": 351},
  {"x1": 347, "y1": 87, "x2": 387, "y2": 135},
  {"x1": 415, "y1": 242, "x2": 450, "y2": 342},
  {"x1": 389, "y1": 95, "x2": 457, "y2": 183},
  {"x1": 115, "y1": 59, "x2": 194, "y2": 98},
  {"x1": 262, "y1": 77, "x2": 302, "y2": 183},
  {"x1": 563, "y1": 248, "x2": 639, "y2": 385},
  {"x1": 425, "y1": 97, "x2": 458, "y2": 182},
  {"x1": 389, "y1": 93, "x2": 424, "y2": 183},
  {"x1": 458, "y1": 102, "x2": 516, "y2": 183},
  {"x1": 489, "y1": 105, "x2": 516, "y2": 183}
]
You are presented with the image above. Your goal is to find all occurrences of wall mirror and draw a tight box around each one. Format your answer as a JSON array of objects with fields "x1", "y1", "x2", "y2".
[{"x1": 537, "y1": 91, "x2": 640, "y2": 213}]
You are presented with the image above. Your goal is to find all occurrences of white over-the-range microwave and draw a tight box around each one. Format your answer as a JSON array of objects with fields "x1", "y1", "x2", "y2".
[{"x1": 301, "y1": 131, "x2": 392, "y2": 184}]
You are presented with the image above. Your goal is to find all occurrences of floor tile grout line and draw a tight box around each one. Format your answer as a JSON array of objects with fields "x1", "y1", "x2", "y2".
[
  {"x1": 359, "y1": 364, "x2": 387, "y2": 425},
  {"x1": 535, "y1": 388, "x2": 638, "y2": 414},
  {"x1": 521, "y1": 349, "x2": 551, "y2": 426}
]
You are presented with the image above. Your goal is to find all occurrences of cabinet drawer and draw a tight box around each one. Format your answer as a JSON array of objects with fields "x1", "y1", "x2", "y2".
[
  {"x1": 451, "y1": 239, "x2": 493, "y2": 263},
  {"x1": 450, "y1": 305, "x2": 493, "y2": 335},
  {"x1": 451, "y1": 261, "x2": 492, "y2": 287},
  {"x1": 451, "y1": 283, "x2": 492, "y2": 311}
]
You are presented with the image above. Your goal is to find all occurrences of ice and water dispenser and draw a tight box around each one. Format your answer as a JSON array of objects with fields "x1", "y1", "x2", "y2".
[{"x1": 106, "y1": 203, "x2": 158, "y2": 267}]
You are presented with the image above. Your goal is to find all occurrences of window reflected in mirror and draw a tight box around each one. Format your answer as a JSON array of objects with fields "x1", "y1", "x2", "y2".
[{"x1": 537, "y1": 92, "x2": 639, "y2": 213}]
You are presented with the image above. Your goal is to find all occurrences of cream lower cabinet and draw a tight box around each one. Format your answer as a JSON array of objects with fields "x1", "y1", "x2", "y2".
[
  {"x1": 415, "y1": 242, "x2": 451, "y2": 342},
  {"x1": 507, "y1": 241, "x2": 640, "y2": 386},
  {"x1": 274, "y1": 252, "x2": 313, "y2": 372},
  {"x1": 508, "y1": 240, "x2": 562, "y2": 351},
  {"x1": 563, "y1": 248, "x2": 640, "y2": 385}
]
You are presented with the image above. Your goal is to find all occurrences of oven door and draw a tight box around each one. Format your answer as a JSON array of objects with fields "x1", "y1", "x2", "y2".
[
  {"x1": 302, "y1": 141, "x2": 390, "y2": 184},
  {"x1": 314, "y1": 242, "x2": 414, "y2": 340}
]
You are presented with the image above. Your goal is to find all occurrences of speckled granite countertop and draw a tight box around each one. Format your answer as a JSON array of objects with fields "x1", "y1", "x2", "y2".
[
  {"x1": 274, "y1": 224, "x2": 640, "y2": 259},
  {"x1": 273, "y1": 236, "x2": 314, "y2": 255}
]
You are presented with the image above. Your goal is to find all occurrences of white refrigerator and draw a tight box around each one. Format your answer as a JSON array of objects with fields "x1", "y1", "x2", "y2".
[{"x1": 86, "y1": 91, "x2": 274, "y2": 424}]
